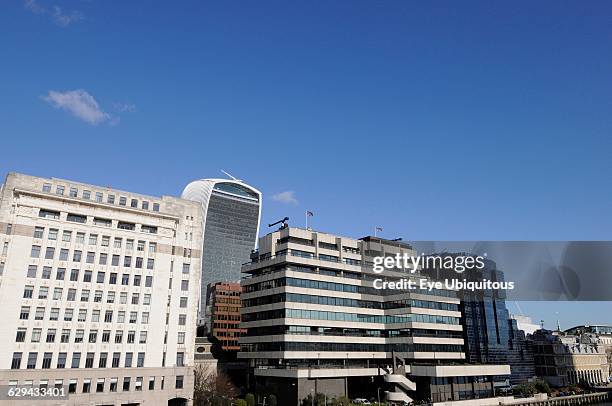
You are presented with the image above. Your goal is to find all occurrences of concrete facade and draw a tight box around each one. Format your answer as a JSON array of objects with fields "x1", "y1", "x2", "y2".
[{"x1": 0, "y1": 172, "x2": 203, "y2": 405}]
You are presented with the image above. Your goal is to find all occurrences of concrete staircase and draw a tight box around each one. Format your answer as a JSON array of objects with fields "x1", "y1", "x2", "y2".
[{"x1": 383, "y1": 356, "x2": 416, "y2": 403}]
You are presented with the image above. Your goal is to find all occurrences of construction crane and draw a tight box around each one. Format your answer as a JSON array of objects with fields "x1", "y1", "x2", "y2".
[{"x1": 268, "y1": 217, "x2": 289, "y2": 230}]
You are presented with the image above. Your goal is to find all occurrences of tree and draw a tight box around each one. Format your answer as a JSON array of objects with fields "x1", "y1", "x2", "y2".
[
  {"x1": 236, "y1": 400, "x2": 247, "y2": 406},
  {"x1": 332, "y1": 396, "x2": 352, "y2": 406},
  {"x1": 193, "y1": 365, "x2": 240, "y2": 406},
  {"x1": 245, "y1": 393, "x2": 255, "y2": 406}
]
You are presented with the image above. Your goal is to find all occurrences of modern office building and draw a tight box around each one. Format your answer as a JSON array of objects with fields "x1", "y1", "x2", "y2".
[
  {"x1": 531, "y1": 329, "x2": 609, "y2": 387},
  {"x1": 239, "y1": 227, "x2": 509, "y2": 405},
  {"x1": 511, "y1": 315, "x2": 540, "y2": 336},
  {"x1": 208, "y1": 281, "x2": 245, "y2": 352},
  {"x1": 181, "y1": 178, "x2": 261, "y2": 327},
  {"x1": 0, "y1": 172, "x2": 203, "y2": 406},
  {"x1": 507, "y1": 318, "x2": 536, "y2": 385}
]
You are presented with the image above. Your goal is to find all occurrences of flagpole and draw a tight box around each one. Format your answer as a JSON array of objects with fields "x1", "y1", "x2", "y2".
[{"x1": 306, "y1": 211, "x2": 308, "y2": 229}]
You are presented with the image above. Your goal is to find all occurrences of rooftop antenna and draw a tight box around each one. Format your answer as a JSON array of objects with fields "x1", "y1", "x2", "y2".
[{"x1": 220, "y1": 169, "x2": 243, "y2": 182}]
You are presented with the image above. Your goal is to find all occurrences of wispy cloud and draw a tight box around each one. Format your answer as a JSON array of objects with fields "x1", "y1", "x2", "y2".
[
  {"x1": 113, "y1": 102, "x2": 137, "y2": 113},
  {"x1": 24, "y1": 1, "x2": 83, "y2": 27},
  {"x1": 43, "y1": 89, "x2": 113, "y2": 125},
  {"x1": 272, "y1": 191, "x2": 298, "y2": 205},
  {"x1": 52, "y1": 6, "x2": 83, "y2": 27}
]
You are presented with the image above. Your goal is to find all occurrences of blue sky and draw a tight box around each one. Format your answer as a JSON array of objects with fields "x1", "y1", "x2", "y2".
[{"x1": 1, "y1": 1, "x2": 611, "y2": 329}]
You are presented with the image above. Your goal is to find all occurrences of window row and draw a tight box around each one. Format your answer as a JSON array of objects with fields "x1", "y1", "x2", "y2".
[
  {"x1": 25, "y1": 266, "x2": 155, "y2": 286},
  {"x1": 32, "y1": 227, "x2": 158, "y2": 252},
  {"x1": 30, "y1": 246, "x2": 156, "y2": 269},
  {"x1": 16, "y1": 327, "x2": 152, "y2": 344},
  {"x1": 11, "y1": 350, "x2": 147, "y2": 369},
  {"x1": 19, "y1": 306, "x2": 152, "y2": 324},
  {"x1": 7, "y1": 374, "x2": 182, "y2": 395},
  {"x1": 41, "y1": 183, "x2": 160, "y2": 212}
]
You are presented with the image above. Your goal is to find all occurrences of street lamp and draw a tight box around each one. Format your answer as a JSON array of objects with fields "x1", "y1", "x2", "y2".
[{"x1": 377, "y1": 387, "x2": 382, "y2": 405}]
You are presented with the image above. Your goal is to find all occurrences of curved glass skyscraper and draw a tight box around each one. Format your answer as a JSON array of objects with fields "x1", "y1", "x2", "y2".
[{"x1": 182, "y1": 179, "x2": 261, "y2": 325}]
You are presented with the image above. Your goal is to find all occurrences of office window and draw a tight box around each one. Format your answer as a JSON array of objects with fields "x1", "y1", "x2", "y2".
[
  {"x1": 119, "y1": 310, "x2": 126, "y2": 322},
  {"x1": 124, "y1": 352, "x2": 133, "y2": 368},
  {"x1": 142, "y1": 200, "x2": 149, "y2": 210},
  {"x1": 50, "y1": 308, "x2": 59, "y2": 321},
  {"x1": 31, "y1": 245, "x2": 41, "y2": 258},
  {"x1": 149, "y1": 242, "x2": 156, "y2": 253},
  {"x1": 56, "y1": 185, "x2": 64, "y2": 195},
  {"x1": 112, "y1": 352, "x2": 120, "y2": 368},
  {"x1": 60, "y1": 330, "x2": 70, "y2": 343},
  {"x1": 11, "y1": 352, "x2": 22, "y2": 369},
  {"x1": 68, "y1": 380, "x2": 76, "y2": 393},
  {"x1": 97, "y1": 271, "x2": 105, "y2": 283},
  {"x1": 48, "y1": 228, "x2": 58, "y2": 240},
  {"x1": 111, "y1": 255, "x2": 120, "y2": 266},
  {"x1": 59, "y1": 248, "x2": 69, "y2": 261},
  {"x1": 88, "y1": 330, "x2": 97, "y2": 343},
  {"x1": 27, "y1": 265, "x2": 37, "y2": 278},
  {"x1": 182, "y1": 263, "x2": 190, "y2": 273},
  {"x1": 89, "y1": 234, "x2": 97, "y2": 245},
  {"x1": 126, "y1": 239, "x2": 134, "y2": 250},
  {"x1": 95, "y1": 192, "x2": 103, "y2": 202},
  {"x1": 133, "y1": 274, "x2": 141, "y2": 286},
  {"x1": 82, "y1": 379, "x2": 91, "y2": 393},
  {"x1": 66, "y1": 213, "x2": 86, "y2": 223},
  {"x1": 139, "y1": 331, "x2": 148, "y2": 344},
  {"x1": 147, "y1": 258, "x2": 155, "y2": 270},
  {"x1": 94, "y1": 291, "x2": 102, "y2": 303},
  {"x1": 98, "y1": 353, "x2": 108, "y2": 368},
  {"x1": 175, "y1": 375, "x2": 184, "y2": 389},
  {"x1": 107, "y1": 194, "x2": 115, "y2": 204},
  {"x1": 124, "y1": 256, "x2": 132, "y2": 267},
  {"x1": 42, "y1": 183, "x2": 51, "y2": 192},
  {"x1": 145, "y1": 276, "x2": 153, "y2": 287},
  {"x1": 85, "y1": 352, "x2": 95, "y2": 368},
  {"x1": 16, "y1": 328, "x2": 26, "y2": 342},
  {"x1": 45, "y1": 247, "x2": 55, "y2": 259},
  {"x1": 96, "y1": 378, "x2": 105, "y2": 393},
  {"x1": 31, "y1": 328, "x2": 42, "y2": 342},
  {"x1": 141, "y1": 312, "x2": 149, "y2": 324},
  {"x1": 78, "y1": 309, "x2": 87, "y2": 322},
  {"x1": 76, "y1": 232, "x2": 85, "y2": 244},
  {"x1": 81, "y1": 289, "x2": 90, "y2": 302},
  {"x1": 179, "y1": 297, "x2": 188, "y2": 308},
  {"x1": 129, "y1": 311, "x2": 137, "y2": 324},
  {"x1": 56, "y1": 267, "x2": 65, "y2": 280},
  {"x1": 84, "y1": 270, "x2": 92, "y2": 282},
  {"x1": 20, "y1": 306, "x2": 30, "y2": 320},
  {"x1": 34, "y1": 307, "x2": 45, "y2": 320},
  {"x1": 178, "y1": 314, "x2": 186, "y2": 325},
  {"x1": 148, "y1": 377, "x2": 155, "y2": 390},
  {"x1": 67, "y1": 288, "x2": 76, "y2": 301},
  {"x1": 104, "y1": 310, "x2": 113, "y2": 323},
  {"x1": 123, "y1": 377, "x2": 130, "y2": 391},
  {"x1": 120, "y1": 291, "x2": 128, "y2": 304},
  {"x1": 153, "y1": 203, "x2": 160, "y2": 212},
  {"x1": 136, "y1": 257, "x2": 143, "y2": 268},
  {"x1": 83, "y1": 190, "x2": 91, "y2": 199},
  {"x1": 177, "y1": 332, "x2": 185, "y2": 344},
  {"x1": 38, "y1": 287, "x2": 48, "y2": 299},
  {"x1": 39, "y1": 209, "x2": 60, "y2": 219},
  {"x1": 27, "y1": 352, "x2": 38, "y2": 369},
  {"x1": 131, "y1": 198, "x2": 138, "y2": 208},
  {"x1": 75, "y1": 330, "x2": 84, "y2": 343},
  {"x1": 144, "y1": 294, "x2": 151, "y2": 305},
  {"x1": 33, "y1": 226, "x2": 44, "y2": 239},
  {"x1": 115, "y1": 330, "x2": 123, "y2": 343},
  {"x1": 109, "y1": 272, "x2": 117, "y2": 284},
  {"x1": 107, "y1": 291, "x2": 115, "y2": 303},
  {"x1": 119, "y1": 196, "x2": 127, "y2": 206},
  {"x1": 53, "y1": 287, "x2": 63, "y2": 300},
  {"x1": 42, "y1": 352, "x2": 53, "y2": 369},
  {"x1": 181, "y1": 280, "x2": 189, "y2": 291},
  {"x1": 23, "y1": 285, "x2": 34, "y2": 298},
  {"x1": 69, "y1": 187, "x2": 78, "y2": 197},
  {"x1": 46, "y1": 328, "x2": 57, "y2": 342},
  {"x1": 73, "y1": 250, "x2": 82, "y2": 262},
  {"x1": 64, "y1": 308, "x2": 73, "y2": 321},
  {"x1": 131, "y1": 293, "x2": 139, "y2": 305},
  {"x1": 86, "y1": 252, "x2": 95, "y2": 264},
  {"x1": 122, "y1": 274, "x2": 129, "y2": 285},
  {"x1": 57, "y1": 352, "x2": 67, "y2": 368},
  {"x1": 113, "y1": 237, "x2": 122, "y2": 248},
  {"x1": 135, "y1": 376, "x2": 143, "y2": 391},
  {"x1": 127, "y1": 330, "x2": 135, "y2": 344},
  {"x1": 101, "y1": 235, "x2": 110, "y2": 246},
  {"x1": 102, "y1": 330, "x2": 111, "y2": 343}
]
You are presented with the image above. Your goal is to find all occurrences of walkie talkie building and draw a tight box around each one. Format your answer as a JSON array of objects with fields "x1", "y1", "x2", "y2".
[{"x1": 181, "y1": 179, "x2": 261, "y2": 326}]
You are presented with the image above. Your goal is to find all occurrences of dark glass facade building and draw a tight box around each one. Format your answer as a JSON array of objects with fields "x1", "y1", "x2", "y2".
[{"x1": 182, "y1": 179, "x2": 261, "y2": 326}]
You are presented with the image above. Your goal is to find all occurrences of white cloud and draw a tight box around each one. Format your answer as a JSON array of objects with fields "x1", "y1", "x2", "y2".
[
  {"x1": 272, "y1": 191, "x2": 298, "y2": 205},
  {"x1": 24, "y1": 0, "x2": 44, "y2": 14},
  {"x1": 113, "y1": 102, "x2": 137, "y2": 113},
  {"x1": 24, "y1": 1, "x2": 83, "y2": 27},
  {"x1": 52, "y1": 6, "x2": 83, "y2": 27},
  {"x1": 43, "y1": 89, "x2": 112, "y2": 125}
]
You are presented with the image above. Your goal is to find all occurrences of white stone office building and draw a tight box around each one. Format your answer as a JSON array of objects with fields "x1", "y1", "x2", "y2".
[
  {"x1": 0, "y1": 173, "x2": 203, "y2": 406},
  {"x1": 239, "y1": 227, "x2": 509, "y2": 405}
]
